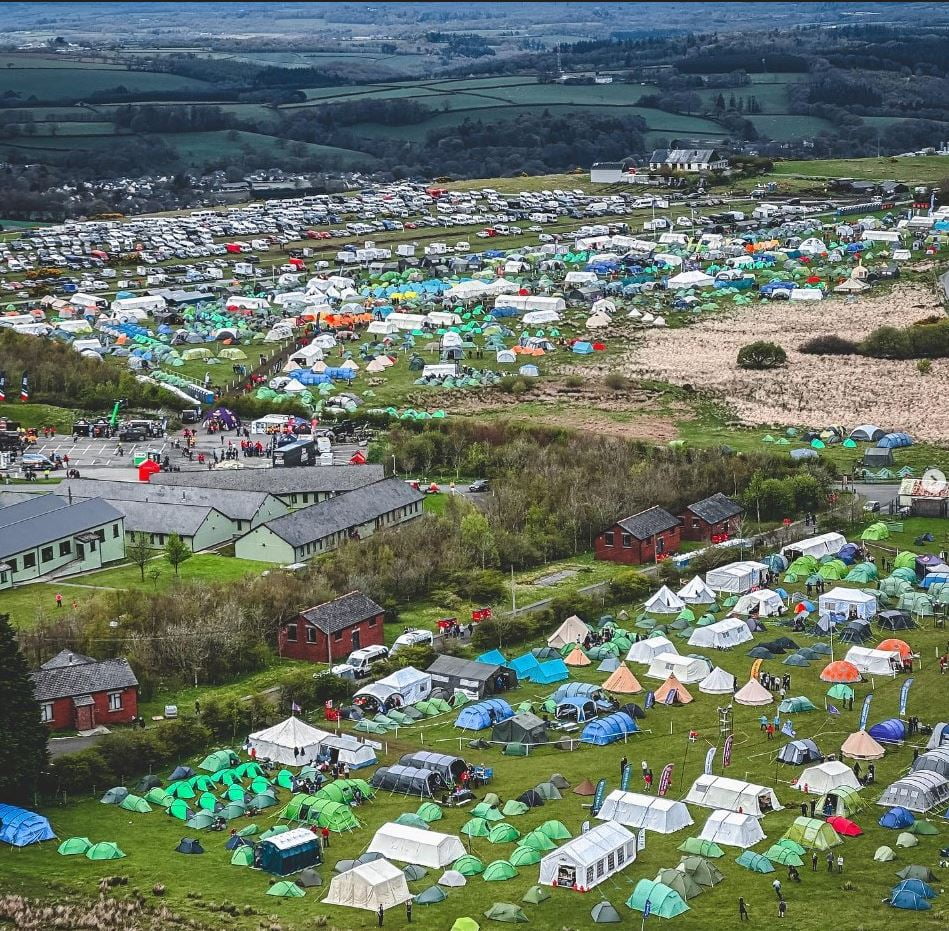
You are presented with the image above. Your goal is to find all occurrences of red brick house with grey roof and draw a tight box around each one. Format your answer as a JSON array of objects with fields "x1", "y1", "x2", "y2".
[
  {"x1": 679, "y1": 492, "x2": 743, "y2": 542},
  {"x1": 278, "y1": 591, "x2": 385, "y2": 664},
  {"x1": 594, "y1": 506, "x2": 681, "y2": 565}
]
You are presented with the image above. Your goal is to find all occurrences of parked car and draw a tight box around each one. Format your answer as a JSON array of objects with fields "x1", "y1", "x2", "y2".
[{"x1": 468, "y1": 479, "x2": 490, "y2": 492}]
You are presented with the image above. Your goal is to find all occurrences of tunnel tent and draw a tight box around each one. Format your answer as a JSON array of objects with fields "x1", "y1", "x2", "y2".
[
  {"x1": 368, "y1": 824, "x2": 466, "y2": 868},
  {"x1": 596, "y1": 791, "x2": 693, "y2": 834},
  {"x1": 370, "y1": 765, "x2": 444, "y2": 798},
  {"x1": 398, "y1": 751, "x2": 468, "y2": 784},
  {"x1": 455, "y1": 699, "x2": 514, "y2": 731},
  {"x1": 878, "y1": 772, "x2": 949, "y2": 813},
  {"x1": 765, "y1": 844, "x2": 804, "y2": 867},
  {"x1": 396, "y1": 813, "x2": 429, "y2": 831},
  {"x1": 320, "y1": 735, "x2": 378, "y2": 770},
  {"x1": 119, "y1": 794, "x2": 153, "y2": 814},
  {"x1": 626, "y1": 879, "x2": 690, "y2": 918},
  {"x1": 869, "y1": 718, "x2": 908, "y2": 744},
  {"x1": 324, "y1": 860, "x2": 413, "y2": 912},
  {"x1": 912, "y1": 747, "x2": 949, "y2": 779},
  {"x1": 736, "y1": 850, "x2": 775, "y2": 873},
  {"x1": 698, "y1": 811, "x2": 765, "y2": 849},
  {"x1": 685, "y1": 774, "x2": 782, "y2": 816},
  {"x1": 502, "y1": 800, "x2": 531, "y2": 817},
  {"x1": 782, "y1": 817, "x2": 842, "y2": 850},
  {"x1": 677, "y1": 837, "x2": 724, "y2": 858},
  {"x1": 580, "y1": 712, "x2": 639, "y2": 746}
]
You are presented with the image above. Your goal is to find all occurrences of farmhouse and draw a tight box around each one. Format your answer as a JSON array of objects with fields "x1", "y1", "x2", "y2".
[
  {"x1": 0, "y1": 495, "x2": 125, "y2": 587},
  {"x1": 234, "y1": 477, "x2": 424, "y2": 564},
  {"x1": 679, "y1": 492, "x2": 743, "y2": 542},
  {"x1": 56, "y1": 478, "x2": 288, "y2": 536},
  {"x1": 594, "y1": 506, "x2": 681, "y2": 565},
  {"x1": 279, "y1": 591, "x2": 385, "y2": 664},
  {"x1": 149, "y1": 463, "x2": 385, "y2": 509},
  {"x1": 33, "y1": 650, "x2": 139, "y2": 731},
  {"x1": 649, "y1": 148, "x2": 729, "y2": 172}
]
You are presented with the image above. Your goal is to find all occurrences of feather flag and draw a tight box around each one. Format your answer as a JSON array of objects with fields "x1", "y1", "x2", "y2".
[
  {"x1": 827, "y1": 703, "x2": 840, "y2": 716},
  {"x1": 0, "y1": 371, "x2": 6, "y2": 402},
  {"x1": 19, "y1": 372, "x2": 29, "y2": 402}
]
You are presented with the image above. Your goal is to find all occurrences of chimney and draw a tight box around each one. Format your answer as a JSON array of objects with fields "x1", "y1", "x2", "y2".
[{"x1": 68, "y1": 652, "x2": 74, "y2": 665}]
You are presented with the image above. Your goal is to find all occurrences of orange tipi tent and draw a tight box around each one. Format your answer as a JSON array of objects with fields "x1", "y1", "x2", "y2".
[
  {"x1": 654, "y1": 673, "x2": 693, "y2": 705},
  {"x1": 564, "y1": 647, "x2": 591, "y2": 667},
  {"x1": 840, "y1": 729, "x2": 885, "y2": 761},
  {"x1": 602, "y1": 663, "x2": 643, "y2": 694}
]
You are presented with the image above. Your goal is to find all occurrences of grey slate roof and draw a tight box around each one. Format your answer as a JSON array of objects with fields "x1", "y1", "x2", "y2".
[
  {"x1": 257, "y1": 477, "x2": 424, "y2": 548},
  {"x1": 616, "y1": 506, "x2": 680, "y2": 540},
  {"x1": 0, "y1": 496, "x2": 123, "y2": 560},
  {"x1": 105, "y1": 499, "x2": 222, "y2": 536},
  {"x1": 685, "y1": 492, "x2": 743, "y2": 525},
  {"x1": 149, "y1": 463, "x2": 384, "y2": 496},
  {"x1": 33, "y1": 652, "x2": 138, "y2": 701},
  {"x1": 56, "y1": 478, "x2": 279, "y2": 522},
  {"x1": 299, "y1": 591, "x2": 384, "y2": 634},
  {"x1": 426, "y1": 655, "x2": 502, "y2": 682},
  {"x1": 43, "y1": 649, "x2": 96, "y2": 669}
]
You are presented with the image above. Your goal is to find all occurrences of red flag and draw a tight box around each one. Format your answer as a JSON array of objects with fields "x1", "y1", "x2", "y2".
[
  {"x1": 658, "y1": 763, "x2": 674, "y2": 797},
  {"x1": 723, "y1": 734, "x2": 734, "y2": 768}
]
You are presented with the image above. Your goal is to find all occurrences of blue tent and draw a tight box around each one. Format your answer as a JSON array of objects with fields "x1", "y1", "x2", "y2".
[
  {"x1": 889, "y1": 888, "x2": 931, "y2": 910},
  {"x1": 869, "y1": 719, "x2": 906, "y2": 744},
  {"x1": 455, "y1": 699, "x2": 514, "y2": 730},
  {"x1": 477, "y1": 650, "x2": 509, "y2": 667},
  {"x1": 877, "y1": 432, "x2": 912, "y2": 449},
  {"x1": 891, "y1": 879, "x2": 936, "y2": 900},
  {"x1": 509, "y1": 654, "x2": 541, "y2": 679},
  {"x1": 556, "y1": 696, "x2": 598, "y2": 722},
  {"x1": 580, "y1": 712, "x2": 638, "y2": 746},
  {"x1": 879, "y1": 807, "x2": 915, "y2": 829},
  {"x1": 837, "y1": 543, "x2": 861, "y2": 564},
  {"x1": 0, "y1": 804, "x2": 55, "y2": 847},
  {"x1": 528, "y1": 659, "x2": 569, "y2": 684},
  {"x1": 553, "y1": 682, "x2": 602, "y2": 703},
  {"x1": 572, "y1": 342, "x2": 593, "y2": 355}
]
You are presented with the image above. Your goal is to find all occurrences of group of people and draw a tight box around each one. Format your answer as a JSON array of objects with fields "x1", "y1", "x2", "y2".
[{"x1": 582, "y1": 627, "x2": 616, "y2": 650}]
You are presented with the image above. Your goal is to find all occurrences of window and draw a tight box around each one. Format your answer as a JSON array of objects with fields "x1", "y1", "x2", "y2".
[
  {"x1": 235, "y1": 521, "x2": 243, "y2": 531},
  {"x1": 657, "y1": 536, "x2": 665, "y2": 554},
  {"x1": 285, "y1": 624, "x2": 298, "y2": 642},
  {"x1": 59, "y1": 540, "x2": 71, "y2": 557},
  {"x1": 621, "y1": 533, "x2": 632, "y2": 548},
  {"x1": 616, "y1": 846, "x2": 625, "y2": 865},
  {"x1": 596, "y1": 859, "x2": 605, "y2": 878},
  {"x1": 291, "y1": 494, "x2": 298, "y2": 504},
  {"x1": 112, "y1": 523, "x2": 120, "y2": 538},
  {"x1": 7, "y1": 558, "x2": 16, "y2": 573},
  {"x1": 107, "y1": 691, "x2": 123, "y2": 712},
  {"x1": 586, "y1": 867, "x2": 595, "y2": 886},
  {"x1": 333, "y1": 631, "x2": 343, "y2": 641},
  {"x1": 603, "y1": 531, "x2": 615, "y2": 547},
  {"x1": 306, "y1": 627, "x2": 316, "y2": 644},
  {"x1": 302, "y1": 493, "x2": 309, "y2": 503},
  {"x1": 40, "y1": 703, "x2": 53, "y2": 723},
  {"x1": 23, "y1": 553, "x2": 36, "y2": 569},
  {"x1": 607, "y1": 852, "x2": 615, "y2": 871},
  {"x1": 692, "y1": 518, "x2": 700, "y2": 529},
  {"x1": 95, "y1": 529, "x2": 105, "y2": 543},
  {"x1": 368, "y1": 616, "x2": 376, "y2": 627},
  {"x1": 41, "y1": 546, "x2": 54, "y2": 563}
]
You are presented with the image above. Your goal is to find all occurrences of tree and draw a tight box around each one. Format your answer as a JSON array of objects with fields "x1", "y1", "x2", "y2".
[
  {"x1": 163, "y1": 533, "x2": 192, "y2": 577},
  {"x1": 127, "y1": 532, "x2": 152, "y2": 582},
  {"x1": 460, "y1": 511, "x2": 498, "y2": 570},
  {"x1": 737, "y1": 341, "x2": 787, "y2": 370},
  {"x1": 0, "y1": 614, "x2": 48, "y2": 801}
]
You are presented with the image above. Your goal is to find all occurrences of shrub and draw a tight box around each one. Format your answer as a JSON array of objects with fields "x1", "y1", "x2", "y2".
[
  {"x1": 860, "y1": 325, "x2": 911, "y2": 359},
  {"x1": 609, "y1": 570, "x2": 653, "y2": 603},
  {"x1": 450, "y1": 568, "x2": 507, "y2": 604},
  {"x1": 737, "y1": 341, "x2": 787, "y2": 369},
  {"x1": 798, "y1": 334, "x2": 858, "y2": 355},
  {"x1": 917, "y1": 358, "x2": 933, "y2": 375},
  {"x1": 563, "y1": 375, "x2": 584, "y2": 388},
  {"x1": 603, "y1": 371, "x2": 629, "y2": 391}
]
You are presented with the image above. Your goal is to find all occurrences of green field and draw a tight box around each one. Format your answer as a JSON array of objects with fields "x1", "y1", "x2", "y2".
[
  {"x1": 747, "y1": 114, "x2": 834, "y2": 142},
  {"x1": 773, "y1": 155, "x2": 949, "y2": 183},
  {"x1": 0, "y1": 62, "x2": 210, "y2": 100},
  {"x1": 5, "y1": 535, "x2": 948, "y2": 930}
]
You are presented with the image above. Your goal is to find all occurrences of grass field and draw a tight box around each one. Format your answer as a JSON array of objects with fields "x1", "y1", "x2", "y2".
[
  {"x1": 746, "y1": 114, "x2": 835, "y2": 142},
  {"x1": 773, "y1": 155, "x2": 949, "y2": 183},
  {"x1": 5, "y1": 528, "x2": 948, "y2": 929},
  {"x1": 0, "y1": 62, "x2": 209, "y2": 99}
]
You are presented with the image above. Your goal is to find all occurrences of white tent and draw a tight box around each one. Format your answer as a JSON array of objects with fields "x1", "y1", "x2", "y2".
[
  {"x1": 319, "y1": 734, "x2": 377, "y2": 770},
  {"x1": 367, "y1": 823, "x2": 466, "y2": 868},
  {"x1": 798, "y1": 237, "x2": 828, "y2": 255},
  {"x1": 677, "y1": 576, "x2": 716, "y2": 604},
  {"x1": 698, "y1": 811, "x2": 766, "y2": 849},
  {"x1": 522, "y1": 309, "x2": 562, "y2": 325},
  {"x1": 796, "y1": 761, "x2": 861, "y2": 796},
  {"x1": 438, "y1": 870, "x2": 467, "y2": 887},
  {"x1": 667, "y1": 270, "x2": 715, "y2": 289},
  {"x1": 596, "y1": 791, "x2": 693, "y2": 834},
  {"x1": 733, "y1": 589, "x2": 784, "y2": 618},
  {"x1": 548, "y1": 615, "x2": 591, "y2": 649},
  {"x1": 843, "y1": 646, "x2": 901, "y2": 677},
  {"x1": 246, "y1": 716, "x2": 330, "y2": 766},
  {"x1": 878, "y1": 772, "x2": 949, "y2": 813},
  {"x1": 687, "y1": 617, "x2": 752, "y2": 650},
  {"x1": 627, "y1": 636, "x2": 678, "y2": 665},
  {"x1": 819, "y1": 588, "x2": 878, "y2": 620},
  {"x1": 733, "y1": 678, "x2": 774, "y2": 707},
  {"x1": 585, "y1": 312, "x2": 611, "y2": 329},
  {"x1": 698, "y1": 666, "x2": 736, "y2": 695},
  {"x1": 685, "y1": 774, "x2": 783, "y2": 817},
  {"x1": 781, "y1": 532, "x2": 846, "y2": 560},
  {"x1": 705, "y1": 561, "x2": 769, "y2": 594},
  {"x1": 324, "y1": 860, "x2": 413, "y2": 911},
  {"x1": 645, "y1": 653, "x2": 711, "y2": 684},
  {"x1": 353, "y1": 667, "x2": 432, "y2": 709},
  {"x1": 789, "y1": 288, "x2": 823, "y2": 302},
  {"x1": 538, "y1": 821, "x2": 636, "y2": 891},
  {"x1": 644, "y1": 586, "x2": 685, "y2": 615}
]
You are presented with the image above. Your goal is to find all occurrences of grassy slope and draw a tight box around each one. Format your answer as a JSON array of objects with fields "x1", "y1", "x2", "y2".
[
  {"x1": 773, "y1": 155, "x2": 949, "y2": 183},
  {"x1": 5, "y1": 523, "x2": 948, "y2": 929}
]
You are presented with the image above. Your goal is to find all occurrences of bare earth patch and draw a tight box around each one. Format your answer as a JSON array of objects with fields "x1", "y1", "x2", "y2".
[{"x1": 622, "y1": 285, "x2": 949, "y2": 440}]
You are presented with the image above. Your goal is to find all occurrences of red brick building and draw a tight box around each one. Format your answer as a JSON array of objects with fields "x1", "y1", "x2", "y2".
[
  {"x1": 594, "y1": 506, "x2": 681, "y2": 565},
  {"x1": 279, "y1": 591, "x2": 385, "y2": 664},
  {"x1": 679, "y1": 493, "x2": 743, "y2": 542},
  {"x1": 33, "y1": 650, "x2": 139, "y2": 731}
]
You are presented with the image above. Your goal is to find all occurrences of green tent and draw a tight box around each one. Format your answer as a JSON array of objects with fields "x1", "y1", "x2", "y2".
[
  {"x1": 678, "y1": 856, "x2": 725, "y2": 887},
  {"x1": 225, "y1": 784, "x2": 250, "y2": 803},
  {"x1": 845, "y1": 562, "x2": 878, "y2": 583},
  {"x1": 190, "y1": 775, "x2": 215, "y2": 792},
  {"x1": 58, "y1": 837, "x2": 92, "y2": 856},
  {"x1": 775, "y1": 839, "x2": 806, "y2": 856},
  {"x1": 896, "y1": 832, "x2": 918, "y2": 848},
  {"x1": 483, "y1": 860, "x2": 519, "y2": 881},
  {"x1": 520, "y1": 830, "x2": 555, "y2": 852},
  {"x1": 198, "y1": 750, "x2": 235, "y2": 773},
  {"x1": 522, "y1": 885, "x2": 551, "y2": 904},
  {"x1": 454, "y1": 855, "x2": 485, "y2": 876},
  {"x1": 472, "y1": 802, "x2": 504, "y2": 821},
  {"x1": 235, "y1": 761, "x2": 264, "y2": 779},
  {"x1": 626, "y1": 879, "x2": 689, "y2": 918},
  {"x1": 313, "y1": 800, "x2": 360, "y2": 833},
  {"x1": 861, "y1": 522, "x2": 890, "y2": 541},
  {"x1": 397, "y1": 813, "x2": 431, "y2": 831},
  {"x1": 736, "y1": 850, "x2": 774, "y2": 873},
  {"x1": 483, "y1": 902, "x2": 528, "y2": 922},
  {"x1": 462, "y1": 818, "x2": 492, "y2": 838},
  {"x1": 165, "y1": 781, "x2": 195, "y2": 800},
  {"x1": 910, "y1": 821, "x2": 939, "y2": 836},
  {"x1": 451, "y1": 919, "x2": 480, "y2": 931},
  {"x1": 654, "y1": 868, "x2": 704, "y2": 900},
  {"x1": 417, "y1": 802, "x2": 443, "y2": 823},
  {"x1": 415, "y1": 885, "x2": 447, "y2": 905},
  {"x1": 198, "y1": 791, "x2": 220, "y2": 813},
  {"x1": 508, "y1": 846, "x2": 542, "y2": 867},
  {"x1": 236, "y1": 823, "x2": 258, "y2": 837},
  {"x1": 779, "y1": 696, "x2": 818, "y2": 713},
  {"x1": 537, "y1": 820, "x2": 571, "y2": 841},
  {"x1": 185, "y1": 811, "x2": 215, "y2": 830},
  {"x1": 260, "y1": 825, "x2": 290, "y2": 841},
  {"x1": 250, "y1": 776, "x2": 272, "y2": 794},
  {"x1": 230, "y1": 845, "x2": 255, "y2": 866},
  {"x1": 276, "y1": 769, "x2": 295, "y2": 789},
  {"x1": 267, "y1": 880, "x2": 305, "y2": 897},
  {"x1": 220, "y1": 803, "x2": 247, "y2": 820},
  {"x1": 782, "y1": 817, "x2": 841, "y2": 850},
  {"x1": 119, "y1": 794, "x2": 152, "y2": 814},
  {"x1": 818, "y1": 559, "x2": 848, "y2": 580},
  {"x1": 502, "y1": 800, "x2": 530, "y2": 817},
  {"x1": 488, "y1": 823, "x2": 521, "y2": 844},
  {"x1": 819, "y1": 785, "x2": 865, "y2": 817},
  {"x1": 86, "y1": 841, "x2": 125, "y2": 860},
  {"x1": 166, "y1": 799, "x2": 193, "y2": 821},
  {"x1": 145, "y1": 787, "x2": 171, "y2": 806},
  {"x1": 827, "y1": 683, "x2": 855, "y2": 701},
  {"x1": 677, "y1": 837, "x2": 724, "y2": 858},
  {"x1": 894, "y1": 551, "x2": 918, "y2": 571},
  {"x1": 249, "y1": 792, "x2": 278, "y2": 809}
]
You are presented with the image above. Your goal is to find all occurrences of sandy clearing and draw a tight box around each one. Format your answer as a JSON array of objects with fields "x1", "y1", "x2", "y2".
[{"x1": 622, "y1": 286, "x2": 949, "y2": 440}]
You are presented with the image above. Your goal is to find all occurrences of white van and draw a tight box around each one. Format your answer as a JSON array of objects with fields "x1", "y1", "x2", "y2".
[{"x1": 332, "y1": 644, "x2": 389, "y2": 679}]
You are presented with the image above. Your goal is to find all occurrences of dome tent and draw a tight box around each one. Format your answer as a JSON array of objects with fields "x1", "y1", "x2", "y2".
[
  {"x1": 626, "y1": 879, "x2": 689, "y2": 918},
  {"x1": 777, "y1": 738, "x2": 822, "y2": 765},
  {"x1": 782, "y1": 817, "x2": 841, "y2": 850}
]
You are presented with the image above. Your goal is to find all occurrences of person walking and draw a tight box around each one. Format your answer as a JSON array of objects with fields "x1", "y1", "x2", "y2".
[
  {"x1": 406, "y1": 900, "x2": 412, "y2": 923},
  {"x1": 811, "y1": 851, "x2": 819, "y2": 872},
  {"x1": 772, "y1": 878, "x2": 782, "y2": 900},
  {"x1": 620, "y1": 756, "x2": 628, "y2": 779},
  {"x1": 836, "y1": 854, "x2": 844, "y2": 874},
  {"x1": 778, "y1": 899, "x2": 787, "y2": 919},
  {"x1": 377, "y1": 904, "x2": 384, "y2": 927},
  {"x1": 826, "y1": 850, "x2": 834, "y2": 872},
  {"x1": 739, "y1": 897, "x2": 750, "y2": 922}
]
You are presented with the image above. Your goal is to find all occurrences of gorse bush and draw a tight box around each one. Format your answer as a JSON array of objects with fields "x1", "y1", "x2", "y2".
[
  {"x1": 798, "y1": 334, "x2": 859, "y2": 355},
  {"x1": 737, "y1": 341, "x2": 787, "y2": 369}
]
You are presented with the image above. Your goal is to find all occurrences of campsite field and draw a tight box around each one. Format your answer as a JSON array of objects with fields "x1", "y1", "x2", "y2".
[{"x1": 5, "y1": 537, "x2": 948, "y2": 930}]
